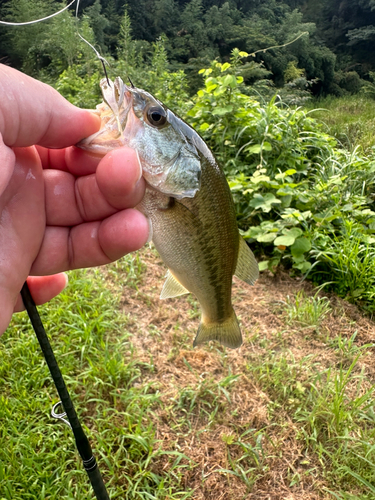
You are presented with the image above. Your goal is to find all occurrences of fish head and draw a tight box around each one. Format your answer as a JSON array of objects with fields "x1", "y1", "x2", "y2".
[{"x1": 78, "y1": 77, "x2": 202, "y2": 199}]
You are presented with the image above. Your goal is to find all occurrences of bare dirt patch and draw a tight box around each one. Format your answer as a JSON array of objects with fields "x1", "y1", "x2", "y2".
[{"x1": 105, "y1": 247, "x2": 375, "y2": 499}]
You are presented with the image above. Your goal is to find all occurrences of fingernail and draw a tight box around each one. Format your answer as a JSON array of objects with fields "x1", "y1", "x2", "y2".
[
  {"x1": 146, "y1": 217, "x2": 153, "y2": 244},
  {"x1": 62, "y1": 272, "x2": 69, "y2": 290},
  {"x1": 135, "y1": 150, "x2": 143, "y2": 184}
]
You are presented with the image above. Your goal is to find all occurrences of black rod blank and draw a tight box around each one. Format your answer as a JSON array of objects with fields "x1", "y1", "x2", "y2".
[{"x1": 21, "y1": 281, "x2": 110, "y2": 500}]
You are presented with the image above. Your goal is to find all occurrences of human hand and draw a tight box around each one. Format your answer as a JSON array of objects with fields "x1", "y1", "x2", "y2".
[{"x1": 0, "y1": 65, "x2": 149, "y2": 335}]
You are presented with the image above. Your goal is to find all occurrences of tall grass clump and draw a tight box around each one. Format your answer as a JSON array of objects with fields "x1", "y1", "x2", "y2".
[
  {"x1": 187, "y1": 50, "x2": 375, "y2": 312},
  {"x1": 306, "y1": 94, "x2": 375, "y2": 154}
]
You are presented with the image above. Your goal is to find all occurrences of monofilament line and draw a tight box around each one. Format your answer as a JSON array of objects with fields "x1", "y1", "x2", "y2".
[
  {"x1": 0, "y1": 0, "x2": 76, "y2": 25},
  {"x1": 0, "y1": 0, "x2": 110, "y2": 80}
]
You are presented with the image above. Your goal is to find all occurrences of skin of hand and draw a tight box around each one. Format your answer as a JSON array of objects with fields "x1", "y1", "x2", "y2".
[{"x1": 0, "y1": 65, "x2": 149, "y2": 335}]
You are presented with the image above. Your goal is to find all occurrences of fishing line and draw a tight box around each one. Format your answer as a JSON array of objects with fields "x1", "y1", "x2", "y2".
[
  {"x1": 74, "y1": 0, "x2": 110, "y2": 84},
  {"x1": 0, "y1": 0, "x2": 110, "y2": 82},
  {"x1": 0, "y1": 0, "x2": 76, "y2": 26}
]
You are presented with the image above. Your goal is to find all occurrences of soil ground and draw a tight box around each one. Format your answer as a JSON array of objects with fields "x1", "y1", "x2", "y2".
[{"x1": 106, "y1": 247, "x2": 375, "y2": 500}]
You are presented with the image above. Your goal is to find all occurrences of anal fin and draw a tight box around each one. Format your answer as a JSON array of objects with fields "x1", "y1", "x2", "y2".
[
  {"x1": 235, "y1": 237, "x2": 259, "y2": 285},
  {"x1": 160, "y1": 270, "x2": 190, "y2": 299}
]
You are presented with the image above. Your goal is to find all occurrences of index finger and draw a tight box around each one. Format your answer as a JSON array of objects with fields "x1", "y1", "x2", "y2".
[{"x1": 0, "y1": 65, "x2": 100, "y2": 148}]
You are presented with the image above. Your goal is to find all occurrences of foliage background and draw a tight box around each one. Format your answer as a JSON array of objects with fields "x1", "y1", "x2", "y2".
[
  {"x1": 1, "y1": 0, "x2": 375, "y2": 311},
  {"x1": 2, "y1": 0, "x2": 375, "y2": 96},
  {"x1": 3, "y1": 2, "x2": 375, "y2": 499}
]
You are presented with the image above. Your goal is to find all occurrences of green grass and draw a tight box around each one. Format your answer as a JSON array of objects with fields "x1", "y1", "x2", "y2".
[
  {"x1": 3, "y1": 250, "x2": 375, "y2": 498},
  {"x1": 246, "y1": 341, "x2": 375, "y2": 499},
  {"x1": 307, "y1": 95, "x2": 375, "y2": 153},
  {"x1": 284, "y1": 290, "x2": 331, "y2": 329},
  {"x1": 312, "y1": 222, "x2": 375, "y2": 311},
  {"x1": 0, "y1": 262, "x2": 193, "y2": 500}
]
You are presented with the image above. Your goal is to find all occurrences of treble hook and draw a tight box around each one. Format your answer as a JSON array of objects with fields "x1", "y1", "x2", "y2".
[{"x1": 51, "y1": 401, "x2": 72, "y2": 429}]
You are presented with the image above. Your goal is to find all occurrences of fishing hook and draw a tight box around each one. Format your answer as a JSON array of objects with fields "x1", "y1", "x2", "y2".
[{"x1": 101, "y1": 59, "x2": 111, "y2": 86}]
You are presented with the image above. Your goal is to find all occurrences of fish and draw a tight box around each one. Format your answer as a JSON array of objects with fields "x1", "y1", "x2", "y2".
[{"x1": 78, "y1": 77, "x2": 259, "y2": 348}]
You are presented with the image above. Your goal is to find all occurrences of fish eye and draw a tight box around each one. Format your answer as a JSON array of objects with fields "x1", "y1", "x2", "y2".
[{"x1": 146, "y1": 106, "x2": 167, "y2": 127}]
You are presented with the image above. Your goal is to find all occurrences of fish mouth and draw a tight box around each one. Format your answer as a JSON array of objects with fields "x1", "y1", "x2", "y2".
[
  {"x1": 77, "y1": 77, "x2": 133, "y2": 154},
  {"x1": 78, "y1": 77, "x2": 202, "y2": 200}
]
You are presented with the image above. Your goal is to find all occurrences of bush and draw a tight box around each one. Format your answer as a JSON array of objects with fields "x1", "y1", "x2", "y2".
[{"x1": 187, "y1": 55, "x2": 375, "y2": 310}]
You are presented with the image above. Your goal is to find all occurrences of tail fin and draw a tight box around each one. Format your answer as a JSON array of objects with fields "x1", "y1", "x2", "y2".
[{"x1": 193, "y1": 308, "x2": 242, "y2": 349}]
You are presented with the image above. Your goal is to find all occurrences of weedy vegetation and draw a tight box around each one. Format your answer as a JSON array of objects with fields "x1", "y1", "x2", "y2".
[
  {"x1": 184, "y1": 54, "x2": 375, "y2": 315},
  {"x1": 51, "y1": 46, "x2": 375, "y2": 314},
  {"x1": 2, "y1": 9, "x2": 375, "y2": 500}
]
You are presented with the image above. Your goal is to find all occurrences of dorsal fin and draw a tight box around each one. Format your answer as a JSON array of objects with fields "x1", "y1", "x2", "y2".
[
  {"x1": 235, "y1": 237, "x2": 259, "y2": 285},
  {"x1": 160, "y1": 270, "x2": 190, "y2": 299}
]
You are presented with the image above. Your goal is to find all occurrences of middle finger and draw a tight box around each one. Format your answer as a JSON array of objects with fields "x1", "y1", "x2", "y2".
[{"x1": 44, "y1": 147, "x2": 145, "y2": 225}]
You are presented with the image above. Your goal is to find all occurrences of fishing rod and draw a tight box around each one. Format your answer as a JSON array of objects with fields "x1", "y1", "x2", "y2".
[{"x1": 21, "y1": 281, "x2": 110, "y2": 500}]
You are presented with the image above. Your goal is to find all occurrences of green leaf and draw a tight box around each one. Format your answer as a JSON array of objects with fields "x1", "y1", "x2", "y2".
[
  {"x1": 206, "y1": 84, "x2": 218, "y2": 92},
  {"x1": 250, "y1": 174, "x2": 270, "y2": 184},
  {"x1": 284, "y1": 227, "x2": 303, "y2": 238},
  {"x1": 213, "y1": 87, "x2": 227, "y2": 96},
  {"x1": 274, "y1": 235, "x2": 296, "y2": 246},
  {"x1": 258, "y1": 261, "x2": 269, "y2": 271},
  {"x1": 247, "y1": 144, "x2": 262, "y2": 154},
  {"x1": 281, "y1": 195, "x2": 292, "y2": 208},
  {"x1": 222, "y1": 74, "x2": 237, "y2": 87},
  {"x1": 199, "y1": 123, "x2": 210, "y2": 132},
  {"x1": 291, "y1": 237, "x2": 311, "y2": 257},
  {"x1": 275, "y1": 169, "x2": 297, "y2": 179},
  {"x1": 242, "y1": 227, "x2": 262, "y2": 239},
  {"x1": 221, "y1": 62, "x2": 231, "y2": 72},
  {"x1": 269, "y1": 256, "x2": 281, "y2": 271},
  {"x1": 212, "y1": 106, "x2": 233, "y2": 115},
  {"x1": 262, "y1": 141, "x2": 272, "y2": 151},
  {"x1": 206, "y1": 77, "x2": 217, "y2": 85},
  {"x1": 313, "y1": 211, "x2": 341, "y2": 223},
  {"x1": 257, "y1": 232, "x2": 278, "y2": 243},
  {"x1": 362, "y1": 235, "x2": 375, "y2": 244},
  {"x1": 292, "y1": 254, "x2": 306, "y2": 264},
  {"x1": 293, "y1": 261, "x2": 312, "y2": 273},
  {"x1": 250, "y1": 193, "x2": 281, "y2": 212}
]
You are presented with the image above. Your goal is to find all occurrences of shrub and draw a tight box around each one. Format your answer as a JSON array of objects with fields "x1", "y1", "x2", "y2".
[{"x1": 187, "y1": 54, "x2": 375, "y2": 310}]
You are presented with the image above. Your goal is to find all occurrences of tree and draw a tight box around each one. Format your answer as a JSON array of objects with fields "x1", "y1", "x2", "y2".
[
  {"x1": 117, "y1": 7, "x2": 136, "y2": 68},
  {"x1": 0, "y1": 0, "x2": 54, "y2": 74},
  {"x1": 84, "y1": 0, "x2": 110, "y2": 52}
]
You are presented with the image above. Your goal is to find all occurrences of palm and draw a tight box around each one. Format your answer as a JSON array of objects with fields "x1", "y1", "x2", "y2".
[{"x1": 0, "y1": 147, "x2": 45, "y2": 329}]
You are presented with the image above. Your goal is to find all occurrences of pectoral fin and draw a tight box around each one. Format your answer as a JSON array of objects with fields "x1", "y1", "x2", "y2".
[
  {"x1": 160, "y1": 270, "x2": 190, "y2": 299},
  {"x1": 235, "y1": 237, "x2": 259, "y2": 285}
]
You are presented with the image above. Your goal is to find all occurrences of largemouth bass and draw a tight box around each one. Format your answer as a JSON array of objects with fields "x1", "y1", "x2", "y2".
[{"x1": 79, "y1": 77, "x2": 259, "y2": 348}]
